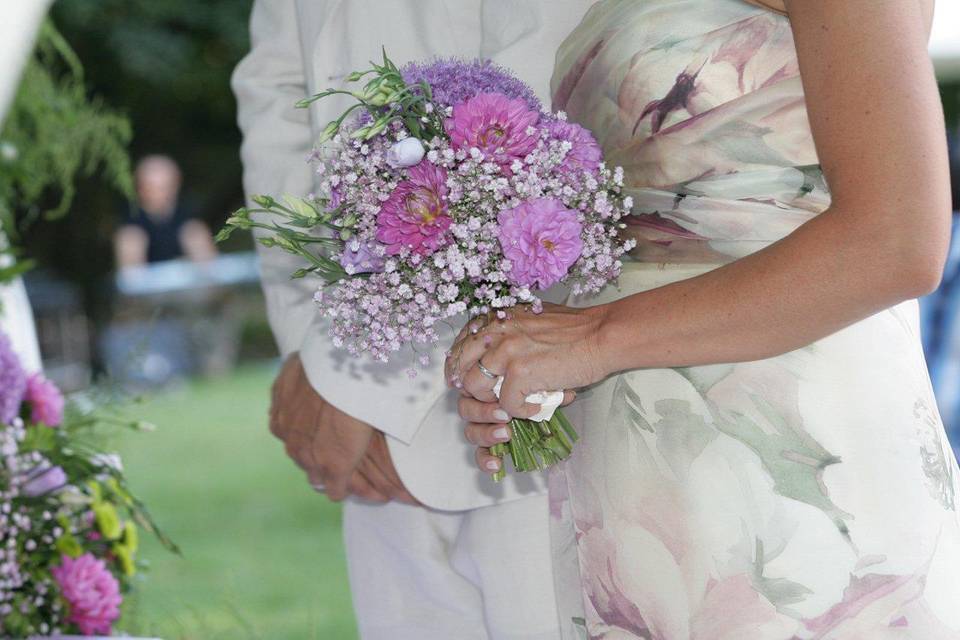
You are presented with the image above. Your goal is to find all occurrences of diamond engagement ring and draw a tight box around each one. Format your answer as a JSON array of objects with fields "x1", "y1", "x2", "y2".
[{"x1": 477, "y1": 361, "x2": 499, "y2": 380}]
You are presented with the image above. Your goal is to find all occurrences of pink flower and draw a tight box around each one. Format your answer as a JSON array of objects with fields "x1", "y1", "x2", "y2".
[
  {"x1": 376, "y1": 161, "x2": 451, "y2": 256},
  {"x1": 498, "y1": 197, "x2": 583, "y2": 289},
  {"x1": 52, "y1": 553, "x2": 122, "y2": 636},
  {"x1": 445, "y1": 92, "x2": 540, "y2": 171},
  {"x1": 545, "y1": 119, "x2": 603, "y2": 173},
  {"x1": 25, "y1": 372, "x2": 64, "y2": 427}
]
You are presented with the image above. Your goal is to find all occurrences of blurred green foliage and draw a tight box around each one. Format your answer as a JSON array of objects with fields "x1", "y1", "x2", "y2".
[
  {"x1": 0, "y1": 21, "x2": 133, "y2": 285},
  {"x1": 19, "y1": 0, "x2": 255, "y2": 365}
]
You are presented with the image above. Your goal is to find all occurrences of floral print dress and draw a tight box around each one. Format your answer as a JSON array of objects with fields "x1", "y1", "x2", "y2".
[{"x1": 548, "y1": 2, "x2": 960, "y2": 638}]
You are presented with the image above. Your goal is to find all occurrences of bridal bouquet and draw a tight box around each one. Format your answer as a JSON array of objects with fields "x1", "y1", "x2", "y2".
[
  {"x1": 221, "y1": 52, "x2": 633, "y2": 479},
  {"x1": 0, "y1": 331, "x2": 176, "y2": 638}
]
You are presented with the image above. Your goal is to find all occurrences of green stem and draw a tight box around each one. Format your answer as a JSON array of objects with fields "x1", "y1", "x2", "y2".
[{"x1": 487, "y1": 409, "x2": 580, "y2": 482}]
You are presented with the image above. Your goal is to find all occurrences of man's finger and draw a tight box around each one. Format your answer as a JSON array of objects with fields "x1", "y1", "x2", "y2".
[
  {"x1": 323, "y1": 469, "x2": 353, "y2": 502},
  {"x1": 357, "y1": 455, "x2": 402, "y2": 500},
  {"x1": 348, "y1": 470, "x2": 389, "y2": 503},
  {"x1": 363, "y1": 434, "x2": 421, "y2": 505}
]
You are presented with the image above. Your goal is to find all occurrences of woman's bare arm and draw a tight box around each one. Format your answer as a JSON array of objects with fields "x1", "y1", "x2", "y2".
[{"x1": 592, "y1": 0, "x2": 950, "y2": 376}]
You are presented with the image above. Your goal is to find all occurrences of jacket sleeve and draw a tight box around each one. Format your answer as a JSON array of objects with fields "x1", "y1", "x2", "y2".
[
  {"x1": 232, "y1": 0, "x2": 317, "y2": 356},
  {"x1": 231, "y1": 0, "x2": 447, "y2": 444}
]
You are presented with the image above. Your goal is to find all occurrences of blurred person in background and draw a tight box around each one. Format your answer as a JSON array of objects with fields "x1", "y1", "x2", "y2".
[
  {"x1": 921, "y1": 127, "x2": 960, "y2": 455},
  {"x1": 114, "y1": 154, "x2": 217, "y2": 268}
]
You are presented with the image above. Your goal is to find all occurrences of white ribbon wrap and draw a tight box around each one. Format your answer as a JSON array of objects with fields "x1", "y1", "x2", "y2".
[{"x1": 491, "y1": 377, "x2": 565, "y2": 422}]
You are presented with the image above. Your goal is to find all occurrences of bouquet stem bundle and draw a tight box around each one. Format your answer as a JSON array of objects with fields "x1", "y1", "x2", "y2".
[{"x1": 489, "y1": 411, "x2": 579, "y2": 482}]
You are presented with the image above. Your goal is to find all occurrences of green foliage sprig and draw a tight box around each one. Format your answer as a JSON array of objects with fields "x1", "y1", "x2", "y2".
[
  {"x1": 0, "y1": 20, "x2": 133, "y2": 283},
  {"x1": 217, "y1": 194, "x2": 351, "y2": 282},
  {"x1": 301, "y1": 49, "x2": 445, "y2": 144}
]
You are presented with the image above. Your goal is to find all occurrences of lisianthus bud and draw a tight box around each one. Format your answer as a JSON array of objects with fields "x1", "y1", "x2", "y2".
[
  {"x1": 318, "y1": 121, "x2": 339, "y2": 144},
  {"x1": 365, "y1": 92, "x2": 389, "y2": 107},
  {"x1": 385, "y1": 137, "x2": 426, "y2": 169},
  {"x1": 366, "y1": 119, "x2": 389, "y2": 138},
  {"x1": 350, "y1": 126, "x2": 371, "y2": 139}
]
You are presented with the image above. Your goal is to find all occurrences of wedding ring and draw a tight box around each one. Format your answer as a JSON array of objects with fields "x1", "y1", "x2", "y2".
[
  {"x1": 311, "y1": 483, "x2": 326, "y2": 494},
  {"x1": 477, "y1": 361, "x2": 499, "y2": 380}
]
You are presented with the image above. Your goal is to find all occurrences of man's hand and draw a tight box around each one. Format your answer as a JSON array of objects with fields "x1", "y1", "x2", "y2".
[{"x1": 270, "y1": 353, "x2": 419, "y2": 505}]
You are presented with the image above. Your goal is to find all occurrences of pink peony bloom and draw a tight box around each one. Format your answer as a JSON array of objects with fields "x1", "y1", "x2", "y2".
[
  {"x1": 545, "y1": 119, "x2": 603, "y2": 173},
  {"x1": 445, "y1": 92, "x2": 540, "y2": 171},
  {"x1": 52, "y1": 553, "x2": 122, "y2": 636},
  {"x1": 376, "y1": 161, "x2": 451, "y2": 256},
  {"x1": 25, "y1": 372, "x2": 65, "y2": 427},
  {"x1": 498, "y1": 197, "x2": 583, "y2": 290}
]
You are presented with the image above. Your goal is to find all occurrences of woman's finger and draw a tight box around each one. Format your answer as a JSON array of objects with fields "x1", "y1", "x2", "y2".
[
  {"x1": 497, "y1": 368, "x2": 543, "y2": 419},
  {"x1": 458, "y1": 396, "x2": 511, "y2": 424},
  {"x1": 453, "y1": 322, "x2": 510, "y2": 380},
  {"x1": 460, "y1": 363, "x2": 500, "y2": 403},
  {"x1": 475, "y1": 446, "x2": 502, "y2": 474},
  {"x1": 464, "y1": 421, "x2": 513, "y2": 448}
]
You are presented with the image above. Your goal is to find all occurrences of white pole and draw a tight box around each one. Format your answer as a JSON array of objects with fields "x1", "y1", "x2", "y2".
[
  {"x1": 930, "y1": 0, "x2": 960, "y2": 80},
  {"x1": 0, "y1": 0, "x2": 54, "y2": 372}
]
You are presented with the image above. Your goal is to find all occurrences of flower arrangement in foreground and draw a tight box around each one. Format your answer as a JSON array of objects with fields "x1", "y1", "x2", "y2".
[
  {"x1": 0, "y1": 331, "x2": 177, "y2": 637},
  {"x1": 220, "y1": 52, "x2": 634, "y2": 479}
]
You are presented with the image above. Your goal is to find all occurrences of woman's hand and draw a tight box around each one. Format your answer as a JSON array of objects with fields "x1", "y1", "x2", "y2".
[
  {"x1": 444, "y1": 302, "x2": 608, "y2": 418},
  {"x1": 456, "y1": 375, "x2": 577, "y2": 476}
]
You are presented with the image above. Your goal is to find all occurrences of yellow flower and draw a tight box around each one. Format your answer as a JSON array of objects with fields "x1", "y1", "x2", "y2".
[
  {"x1": 121, "y1": 520, "x2": 139, "y2": 553},
  {"x1": 112, "y1": 543, "x2": 136, "y2": 577},
  {"x1": 93, "y1": 502, "x2": 122, "y2": 540}
]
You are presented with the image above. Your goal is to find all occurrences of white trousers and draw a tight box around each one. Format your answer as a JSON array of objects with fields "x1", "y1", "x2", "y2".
[{"x1": 342, "y1": 494, "x2": 559, "y2": 640}]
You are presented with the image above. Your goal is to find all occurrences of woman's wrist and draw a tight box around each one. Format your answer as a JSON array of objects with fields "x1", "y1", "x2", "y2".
[{"x1": 589, "y1": 300, "x2": 627, "y2": 381}]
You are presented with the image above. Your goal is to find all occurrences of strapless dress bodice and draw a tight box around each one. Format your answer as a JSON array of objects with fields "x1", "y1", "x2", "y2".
[{"x1": 551, "y1": 0, "x2": 830, "y2": 263}]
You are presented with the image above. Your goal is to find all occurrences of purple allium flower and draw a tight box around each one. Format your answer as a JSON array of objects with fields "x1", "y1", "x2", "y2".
[
  {"x1": 51, "y1": 553, "x2": 122, "y2": 636},
  {"x1": 446, "y1": 93, "x2": 540, "y2": 172},
  {"x1": 22, "y1": 464, "x2": 67, "y2": 497},
  {"x1": 339, "y1": 239, "x2": 386, "y2": 275},
  {"x1": 0, "y1": 331, "x2": 27, "y2": 425},
  {"x1": 545, "y1": 119, "x2": 603, "y2": 173},
  {"x1": 401, "y1": 58, "x2": 541, "y2": 111},
  {"x1": 498, "y1": 197, "x2": 583, "y2": 290},
  {"x1": 376, "y1": 161, "x2": 451, "y2": 256},
  {"x1": 24, "y1": 372, "x2": 64, "y2": 427}
]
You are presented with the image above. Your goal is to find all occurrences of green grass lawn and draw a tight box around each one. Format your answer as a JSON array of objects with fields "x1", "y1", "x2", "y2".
[{"x1": 111, "y1": 364, "x2": 358, "y2": 640}]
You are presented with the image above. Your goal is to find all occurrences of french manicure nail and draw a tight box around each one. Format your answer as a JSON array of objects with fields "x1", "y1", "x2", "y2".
[
  {"x1": 493, "y1": 427, "x2": 510, "y2": 440},
  {"x1": 493, "y1": 409, "x2": 510, "y2": 422},
  {"x1": 485, "y1": 459, "x2": 500, "y2": 471}
]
